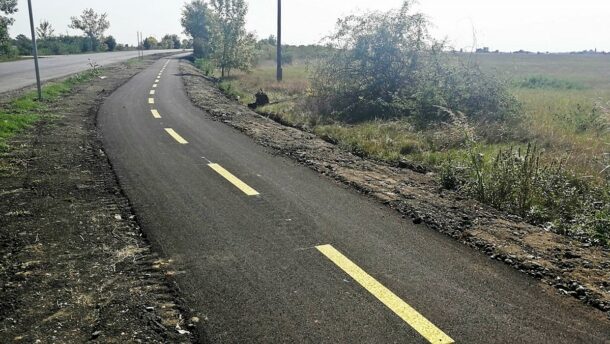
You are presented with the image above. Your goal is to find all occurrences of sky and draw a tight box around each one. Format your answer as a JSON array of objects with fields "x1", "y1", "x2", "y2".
[{"x1": 7, "y1": 0, "x2": 610, "y2": 53}]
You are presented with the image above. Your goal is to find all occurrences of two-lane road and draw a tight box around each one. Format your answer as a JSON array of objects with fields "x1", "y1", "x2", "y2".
[
  {"x1": 0, "y1": 49, "x2": 183, "y2": 93},
  {"x1": 98, "y1": 56, "x2": 610, "y2": 343}
]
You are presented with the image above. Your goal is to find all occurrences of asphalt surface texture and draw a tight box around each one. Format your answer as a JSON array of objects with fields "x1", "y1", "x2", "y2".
[
  {"x1": 98, "y1": 55, "x2": 610, "y2": 343},
  {"x1": 0, "y1": 50, "x2": 184, "y2": 93}
]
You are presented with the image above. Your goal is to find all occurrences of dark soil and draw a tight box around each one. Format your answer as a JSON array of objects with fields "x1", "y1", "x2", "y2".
[
  {"x1": 179, "y1": 60, "x2": 610, "y2": 321},
  {"x1": 0, "y1": 55, "x2": 196, "y2": 343}
]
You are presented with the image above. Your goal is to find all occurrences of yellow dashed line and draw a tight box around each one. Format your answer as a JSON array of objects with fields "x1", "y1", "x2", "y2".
[
  {"x1": 151, "y1": 109, "x2": 161, "y2": 119},
  {"x1": 150, "y1": 90, "x2": 155, "y2": 95},
  {"x1": 316, "y1": 244, "x2": 454, "y2": 344},
  {"x1": 153, "y1": 84, "x2": 158, "y2": 88},
  {"x1": 208, "y1": 163, "x2": 260, "y2": 196},
  {"x1": 155, "y1": 79, "x2": 160, "y2": 83},
  {"x1": 148, "y1": 98, "x2": 154, "y2": 104},
  {"x1": 164, "y1": 128, "x2": 188, "y2": 144}
]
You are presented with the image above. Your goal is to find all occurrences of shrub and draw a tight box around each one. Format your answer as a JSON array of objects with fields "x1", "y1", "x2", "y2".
[
  {"x1": 309, "y1": 1, "x2": 519, "y2": 126},
  {"x1": 194, "y1": 58, "x2": 214, "y2": 76}
]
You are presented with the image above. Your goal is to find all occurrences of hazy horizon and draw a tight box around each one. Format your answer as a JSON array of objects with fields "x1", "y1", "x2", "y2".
[{"x1": 6, "y1": 0, "x2": 610, "y2": 53}]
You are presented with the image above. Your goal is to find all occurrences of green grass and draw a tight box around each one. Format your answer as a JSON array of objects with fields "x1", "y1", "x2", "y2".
[
  {"x1": 0, "y1": 68, "x2": 102, "y2": 151},
  {"x1": 0, "y1": 113, "x2": 39, "y2": 150}
]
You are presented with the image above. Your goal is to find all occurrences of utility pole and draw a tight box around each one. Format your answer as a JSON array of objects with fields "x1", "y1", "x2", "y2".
[
  {"x1": 27, "y1": 0, "x2": 42, "y2": 100},
  {"x1": 276, "y1": 0, "x2": 282, "y2": 81}
]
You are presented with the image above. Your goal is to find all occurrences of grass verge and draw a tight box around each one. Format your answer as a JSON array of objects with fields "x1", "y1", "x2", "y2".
[{"x1": 0, "y1": 69, "x2": 102, "y2": 151}]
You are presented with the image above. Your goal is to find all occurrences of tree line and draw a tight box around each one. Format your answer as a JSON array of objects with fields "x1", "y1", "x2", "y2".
[{"x1": 0, "y1": 2, "x2": 186, "y2": 59}]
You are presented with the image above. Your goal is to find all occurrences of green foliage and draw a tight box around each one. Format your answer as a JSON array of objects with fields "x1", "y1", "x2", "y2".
[
  {"x1": 516, "y1": 75, "x2": 586, "y2": 90},
  {"x1": 0, "y1": 113, "x2": 37, "y2": 151},
  {"x1": 104, "y1": 35, "x2": 117, "y2": 51},
  {"x1": 0, "y1": 0, "x2": 17, "y2": 57},
  {"x1": 161, "y1": 34, "x2": 181, "y2": 49},
  {"x1": 69, "y1": 8, "x2": 110, "y2": 51},
  {"x1": 310, "y1": 1, "x2": 519, "y2": 126},
  {"x1": 194, "y1": 58, "x2": 214, "y2": 76},
  {"x1": 143, "y1": 36, "x2": 157, "y2": 50},
  {"x1": 209, "y1": 0, "x2": 256, "y2": 77},
  {"x1": 182, "y1": 0, "x2": 212, "y2": 57}
]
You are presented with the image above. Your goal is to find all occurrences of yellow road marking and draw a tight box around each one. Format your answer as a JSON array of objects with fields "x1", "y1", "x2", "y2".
[
  {"x1": 151, "y1": 109, "x2": 161, "y2": 118},
  {"x1": 316, "y1": 244, "x2": 454, "y2": 344},
  {"x1": 150, "y1": 90, "x2": 155, "y2": 95},
  {"x1": 148, "y1": 98, "x2": 154, "y2": 104},
  {"x1": 164, "y1": 128, "x2": 188, "y2": 144},
  {"x1": 153, "y1": 83, "x2": 158, "y2": 88},
  {"x1": 208, "y1": 163, "x2": 259, "y2": 196}
]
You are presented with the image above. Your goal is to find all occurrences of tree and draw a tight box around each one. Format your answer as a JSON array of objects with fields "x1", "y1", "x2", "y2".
[
  {"x1": 161, "y1": 34, "x2": 181, "y2": 49},
  {"x1": 36, "y1": 20, "x2": 55, "y2": 40},
  {"x1": 182, "y1": 39, "x2": 193, "y2": 49},
  {"x1": 0, "y1": 0, "x2": 17, "y2": 56},
  {"x1": 209, "y1": 0, "x2": 256, "y2": 77},
  {"x1": 143, "y1": 36, "x2": 157, "y2": 50},
  {"x1": 181, "y1": 0, "x2": 212, "y2": 57},
  {"x1": 14, "y1": 33, "x2": 31, "y2": 55},
  {"x1": 104, "y1": 35, "x2": 117, "y2": 51},
  {"x1": 69, "y1": 8, "x2": 110, "y2": 51}
]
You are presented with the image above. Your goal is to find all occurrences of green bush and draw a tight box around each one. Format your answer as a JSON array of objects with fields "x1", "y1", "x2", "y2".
[
  {"x1": 309, "y1": 1, "x2": 519, "y2": 126},
  {"x1": 194, "y1": 58, "x2": 214, "y2": 76}
]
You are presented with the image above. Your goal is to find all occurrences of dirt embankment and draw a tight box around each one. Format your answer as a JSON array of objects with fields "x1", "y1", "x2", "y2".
[
  {"x1": 0, "y1": 56, "x2": 196, "y2": 343},
  {"x1": 179, "y1": 61, "x2": 610, "y2": 320}
]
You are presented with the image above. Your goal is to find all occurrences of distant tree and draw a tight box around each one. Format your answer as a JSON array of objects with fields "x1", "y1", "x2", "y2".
[
  {"x1": 14, "y1": 33, "x2": 31, "y2": 55},
  {"x1": 36, "y1": 20, "x2": 55, "y2": 40},
  {"x1": 182, "y1": 38, "x2": 193, "y2": 49},
  {"x1": 181, "y1": 0, "x2": 212, "y2": 57},
  {"x1": 69, "y1": 8, "x2": 110, "y2": 51},
  {"x1": 171, "y1": 35, "x2": 182, "y2": 49},
  {"x1": 259, "y1": 35, "x2": 276, "y2": 46},
  {"x1": 104, "y1": 35, "x2": 117, "y2": 51},
  {"x1": 161, "y1": 34, "x2": 181, "y2": 49},
  {"x1": 0, "y1": 0, "x2": 18, "y2": 56},
  {"x1": 209, "y1": 0, "x2": 256, "y2": 77},
  {"x1": 143, "y1": 36, "x2": 157, "y2": 50}
]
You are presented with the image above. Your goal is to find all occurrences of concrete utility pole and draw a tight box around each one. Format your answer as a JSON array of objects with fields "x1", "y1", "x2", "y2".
[
  {"x1": 27, "y1": 0, "x2": 42, "y2": 100},
  {"x1": 276, "y1": 0, "x2": 282, "y2": 81}
]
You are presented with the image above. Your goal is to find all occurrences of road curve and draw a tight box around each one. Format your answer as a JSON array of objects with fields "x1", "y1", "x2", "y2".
[
  {"x1": 98, "y1": 56, "x2": 610, "y2": 343},
  {"x1": 0, "y1": 49, "x2": 184, "y2": 93}
]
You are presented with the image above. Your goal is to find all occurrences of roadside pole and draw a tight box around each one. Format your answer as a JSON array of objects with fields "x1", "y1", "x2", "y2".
[
  {"x1": 27, "y1": 0, "x2": 42, "y2": 100},
  {"x1": 276, "y1": 0, "x2": 282, "y2": 81}
]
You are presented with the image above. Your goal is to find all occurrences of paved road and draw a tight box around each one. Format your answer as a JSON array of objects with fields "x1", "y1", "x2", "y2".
[
  {"x1": 0, "y1": 50, "x2": 184, "y2": 93},
  {"x1": 98, "y1": 56, "x2": 610, "y2": 343}
]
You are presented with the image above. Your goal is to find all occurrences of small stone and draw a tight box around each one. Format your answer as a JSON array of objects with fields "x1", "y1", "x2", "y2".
[
  {"x1": 412, "y1": 217, "x2": 422, "y2": 224},
  {"x1": 91, "y1": 331, "x2": 102, "y2": 339}
]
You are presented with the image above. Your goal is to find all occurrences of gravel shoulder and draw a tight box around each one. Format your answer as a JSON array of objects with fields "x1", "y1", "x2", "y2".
[
  {"x1": 0, "y1": 55, "x2": 196, "y2": 343},
  {"x1": 180, "y1": 60, "x2": 610, "y2": 321}
]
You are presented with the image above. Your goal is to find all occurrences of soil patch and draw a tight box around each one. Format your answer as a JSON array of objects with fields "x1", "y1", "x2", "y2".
[{"x1": 0, "y1": 55, "x2": 196, "y2": 343}]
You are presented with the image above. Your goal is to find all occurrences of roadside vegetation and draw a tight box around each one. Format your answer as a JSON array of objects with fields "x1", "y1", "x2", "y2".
[
  {"x1": 0, "y1": 67, "x2": 104, "y2": 152},
  {"x1": 187, "y1": 0, "x2": 610, "y2": 246}
]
